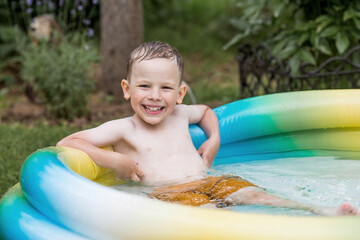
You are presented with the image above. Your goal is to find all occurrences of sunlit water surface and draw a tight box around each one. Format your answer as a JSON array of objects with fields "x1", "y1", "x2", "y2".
[
  {"x1": 113, "y1": 156, "x2": 360, "y2": 216},
  {"x1": 213, "y1": 156, "x2": 360, "y2": 215}
]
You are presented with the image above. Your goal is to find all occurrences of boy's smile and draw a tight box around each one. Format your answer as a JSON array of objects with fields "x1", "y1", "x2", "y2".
[
  {"x1": 143, "y1": 105, "x2": 165, "y2": 114},
  {"x1": 121, "y1": 58, "x2": 186, "y2": 125}
]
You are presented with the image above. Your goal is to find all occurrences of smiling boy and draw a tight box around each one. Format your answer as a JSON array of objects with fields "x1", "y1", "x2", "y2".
[
  {"x1": 57, "y1": 41, "x2": 358, "y2": 216},
  {"x1": 58, "y1": 41, "x2": 219, "y2": 184}
]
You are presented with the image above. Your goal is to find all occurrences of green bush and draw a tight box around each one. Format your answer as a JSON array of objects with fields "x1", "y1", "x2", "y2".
[
  {"x1": 0, "y1": 0, "x2": 23, "y2": 87},
  {"x1": 20, "y1": 33, "x2": 99, "y2": 120},
  {"x1": 225, "y1": 0, "x2": 360, "y2": 75},
  {"x1": 0, "y1": 26, "x2": 18, "y2": 86}
]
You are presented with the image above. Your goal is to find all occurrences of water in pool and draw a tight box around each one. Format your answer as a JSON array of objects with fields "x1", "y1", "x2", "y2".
[
  {"x1": 113, "y1": 156, "x2": 360, "y2": 216},
  {"x1": 213, "y1": 156, "x2": 360, "y2": 215}
]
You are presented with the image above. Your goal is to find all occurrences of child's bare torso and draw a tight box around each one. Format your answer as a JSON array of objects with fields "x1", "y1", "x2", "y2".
[{"x1": 112, "y1": 111, "x2": 208, "y2": 185}]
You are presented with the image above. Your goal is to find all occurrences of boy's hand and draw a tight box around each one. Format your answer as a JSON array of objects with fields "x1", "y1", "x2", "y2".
[
  {"x1": 197, "y1": 136, "x2": 220, "y2": 168},
  {"x1": 112, "y1": 154, "x2": 144, "y2": 182},
  {"x1": 190, "y1": 106, "x2": 220, "y2": 168}
]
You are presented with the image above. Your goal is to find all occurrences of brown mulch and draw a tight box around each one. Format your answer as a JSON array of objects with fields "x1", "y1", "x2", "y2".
[{"x1": 1, "y1": 89, "x2": 134, "y2": 127}]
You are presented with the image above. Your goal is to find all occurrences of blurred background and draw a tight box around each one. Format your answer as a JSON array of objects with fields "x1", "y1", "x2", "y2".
[
  {"x1": 0, "y1": 0, "x2": 240, "y2": 124},
  {"x1": 0, "y1": 0, "x2": 359, "y2": 196}
]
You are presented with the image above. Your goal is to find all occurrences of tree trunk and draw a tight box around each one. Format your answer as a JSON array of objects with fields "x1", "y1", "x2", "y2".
[{"x1": 100, "y1": 0, "x2": 143, "y2": 102}]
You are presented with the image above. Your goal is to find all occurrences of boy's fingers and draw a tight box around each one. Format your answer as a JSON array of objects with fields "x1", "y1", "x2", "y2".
[
  {"x1": 197, "y1": 145, "x2": 204, "y2": 155},
  {"x1": 131, "y1": 173, "x2": 141, "y2": 182},
  {"x1": 136, "y1": 168, "x2": 144, "y2": 179}
]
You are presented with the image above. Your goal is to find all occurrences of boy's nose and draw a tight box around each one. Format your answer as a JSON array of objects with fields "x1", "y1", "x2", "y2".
[{"x1": 148, "y1": 88, "x2": 162, "y2": 101}]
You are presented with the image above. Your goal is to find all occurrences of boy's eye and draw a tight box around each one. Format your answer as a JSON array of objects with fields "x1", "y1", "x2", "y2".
[
  {"x1": 162, "y1": 86, "x2": 173, "y2": 90},
  {"x1": 138, "y1": 84, "x2": 150, "y2": 88}
]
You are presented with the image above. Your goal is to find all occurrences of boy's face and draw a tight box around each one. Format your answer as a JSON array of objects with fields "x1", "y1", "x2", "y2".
[{"x1": 121, "y1": 58, "x2": 186, "y2": 125}]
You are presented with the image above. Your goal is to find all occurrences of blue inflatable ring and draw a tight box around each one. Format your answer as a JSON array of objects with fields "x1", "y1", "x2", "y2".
[{"x1": 1, "y1": 90, "x2": 360, "y2": 239}]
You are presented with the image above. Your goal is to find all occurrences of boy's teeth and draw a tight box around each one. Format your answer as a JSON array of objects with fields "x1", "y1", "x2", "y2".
[{"x1": 145, "y1": 106, "x2": 162, "y2": 111}]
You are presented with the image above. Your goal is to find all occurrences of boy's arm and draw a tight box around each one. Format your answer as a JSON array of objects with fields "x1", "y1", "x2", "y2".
[
  {"x1": 186, "y1": 105, "x2": 220, "y2": 167},
  {"x1": 56, "y1": 120, "x2": 143, "y2": 181}
]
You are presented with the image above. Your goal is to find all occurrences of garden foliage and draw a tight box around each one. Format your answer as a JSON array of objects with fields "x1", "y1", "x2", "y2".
[
  {"x1": 1, "y1": 0, "x2": 100, "y2": 120},
  {"x1": 225, "y1": 0, "x2": 360, "y2": 75},
  {"x1": 0, "y1": 0, "x2": 20, "y2": 87},
  {"x1": 20, "y1": 34, "x2": 99, "y2": 120},
  {"x1": 144, "y1": 0, "x2": 237, "y2": 55}
]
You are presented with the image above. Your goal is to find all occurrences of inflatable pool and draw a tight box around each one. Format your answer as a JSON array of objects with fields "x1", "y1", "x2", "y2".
[{"x1": 1, "y1": 89, "x2": 360, "y2": 239}]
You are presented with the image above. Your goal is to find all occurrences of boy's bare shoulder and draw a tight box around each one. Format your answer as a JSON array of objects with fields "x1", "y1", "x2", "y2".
[
  {"x1": 174, "y1": 104, "x2": 200, "y2": 113},
  {"x1": 175, "y1": 104, "x2": 207, "y2": 111},
  {"x1": 172, "y1": 104, "x2": 199, "y2": 124},
  {"x1": 173, "y1": 104, "x2": 209, "y2": 124},
  {"x1": 173, "y1": 104, "x2": 191, "y2": 117}
]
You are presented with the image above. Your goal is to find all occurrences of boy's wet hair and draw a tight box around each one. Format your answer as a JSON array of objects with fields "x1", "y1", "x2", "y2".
[{"x1": 127, "y1": 41, "x2": 184, "y2": 83}]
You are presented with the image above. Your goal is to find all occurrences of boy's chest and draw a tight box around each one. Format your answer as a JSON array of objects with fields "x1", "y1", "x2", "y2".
[
  {"x1": 116, "y1": 120, "x2": 193, "y2": 157},
  {"x1": 131, "y1": 127, "x2": 191, "y2": 154}
]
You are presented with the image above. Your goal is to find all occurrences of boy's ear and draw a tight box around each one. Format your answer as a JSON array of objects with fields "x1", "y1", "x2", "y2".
[
  {"x1": 176, "y1": 83, "x2": 187, "y2": 104},
  {"x1": 121, "y1": 79, "x2": 131, "y2": 100}
]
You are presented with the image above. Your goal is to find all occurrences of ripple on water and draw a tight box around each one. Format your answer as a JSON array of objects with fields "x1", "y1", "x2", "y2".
[{"x1": 213, "y1": 156, "x2": 360, "y2": 215}]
